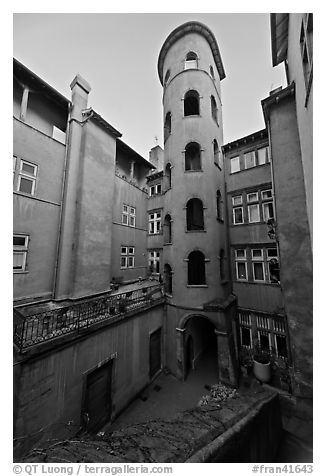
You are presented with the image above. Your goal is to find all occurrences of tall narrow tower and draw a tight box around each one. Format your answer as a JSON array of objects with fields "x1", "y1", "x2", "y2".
[{"x1": 158, "y1": 22, "x2": 237, "y2": 384}]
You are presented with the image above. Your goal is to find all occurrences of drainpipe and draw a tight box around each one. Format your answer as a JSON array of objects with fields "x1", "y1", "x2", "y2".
[{"x1": 53, "y1": 75, "x2": 91, "y2": 301}]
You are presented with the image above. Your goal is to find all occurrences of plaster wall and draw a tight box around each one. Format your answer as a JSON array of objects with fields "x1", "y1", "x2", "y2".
[
  {"x1": 269, "y1": 95, "x2": 312, "y2": 395},
  {"x1": 13, "y1": 119, "x2": 66, "y2": 302},
  {"x1": 14, "y1": 305, "x2": 165, "y2": 457},
  {"x1": 286, "y1": 14, "x2": 313, "y2": 244}
]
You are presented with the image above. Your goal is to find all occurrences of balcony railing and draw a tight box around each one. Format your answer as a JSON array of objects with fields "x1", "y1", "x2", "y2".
[{"x1": 14, "y1": 284, "x2": 164, "y2": 352}]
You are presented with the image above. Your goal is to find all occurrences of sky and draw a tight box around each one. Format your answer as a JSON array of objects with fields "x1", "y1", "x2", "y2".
[{"x1": 13, "y1": 13, "x2": 286, "y2": 159}]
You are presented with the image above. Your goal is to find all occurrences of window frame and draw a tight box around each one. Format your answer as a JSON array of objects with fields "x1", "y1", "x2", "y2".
[
  {"x1": 120, "y1": 246, "x2": 135, "y2": 269},
  {"x1": 233, "y1": 206, "x2": 244, "y2": 225},
  {"x1": 121, "y1": 204, "x2": 136, "y2": 227},
  {"x1": 248, "y1": 203, "x2": 260, "y2": 223},
  {"x1": 16, "y1": 159, "x2": 38, "y2": 196},
  {"x1": 13, "y1": 234, "x2": 29, "y2": 273},
  {"x1": 230, "y1": 156, "x2": 240, "y2": 174},
  {"x1": 244, "y1": 151, "x2": 256, "y2": 169},
  {"x1": 148, "y1": 211, "x2": 162, "y2": 235},
  {"x1": 235, "y1": 248, "x2": 248, "y2": 281}
]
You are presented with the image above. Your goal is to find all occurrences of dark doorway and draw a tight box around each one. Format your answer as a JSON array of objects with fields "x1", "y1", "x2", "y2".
[
  {"x1": 186, "y1": 198, "x2": 204, "y2": 230},
  {"x1": 84, "y1": 359, "x2": 113, "y2": 432},
  {"x1": 185, "y1": 335, "x2": 194, "y2": 378},
  {"x1": 150, "y1": 328, "x2": 162, "y2": 378},
  {"x1": 188, "y1": 250, "x2": 206, "y2": 285}
]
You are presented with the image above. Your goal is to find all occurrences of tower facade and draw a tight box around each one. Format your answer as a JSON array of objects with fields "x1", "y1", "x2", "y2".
[{"x1": 158, "y1": 22, "x2": 237, "y2": 383}]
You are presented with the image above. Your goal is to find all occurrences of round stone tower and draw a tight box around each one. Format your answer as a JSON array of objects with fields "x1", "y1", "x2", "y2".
[{"x1": 158, "y1": 21, "x2": 229, "y2": 308}]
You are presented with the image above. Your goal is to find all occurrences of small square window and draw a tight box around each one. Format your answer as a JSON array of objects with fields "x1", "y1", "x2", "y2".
[
  {"x1": 252, "y1": 249, "x2": 263, "y2": 260},
  {"x1": 128, "y1": 247, "x2": 134, "y2": 255},
  {"x1": 257, "y1": 147, "x2": 270, "y2": 165},
  {"x1": 261, "y1": 189, "x2": 272, "y2": 200},
  {"x1": 235, "y1": 249, "x2": 246, "y2": 259},
  {"x1": 247, "y1": 192, "x2": 258, "y2": 203},
  {"x1": 230, "y1": 156, "x2": 240, "y2": 174},
  {"x1": 121, "y1": 247, "x2": 127, "y2": 255},
  {"x1": 232, "y1": 195, "x2": 242, "y2": 206},
  {"x1": 267, "y1": 248, "x2": 278, "y2": 259},
  {"x1": 13, "y1": 234, "x2": 29, "y2": 272}
]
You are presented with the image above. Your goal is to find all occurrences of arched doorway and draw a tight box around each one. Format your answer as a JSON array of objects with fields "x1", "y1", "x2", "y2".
[{"x1": 182, "y1": 315, "x2": 217, "y2": 381}]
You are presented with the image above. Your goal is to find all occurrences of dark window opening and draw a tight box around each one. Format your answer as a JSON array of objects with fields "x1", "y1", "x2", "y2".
[
  {"x1": 185, "y1": 142, "x2": 201, "y2": 171},
  {"x1": 186, "y1": 198, "x2": 204, "y2": 231},
  {"x1": 164, "y1": 263, "x2": 173, "y2": 294},
  {"x1": 186, "y1": 51, "x2": 198, "y2": 61},
  {"x1": 259, "y1": 333, "x2": 270, "y2": 351},
  {"x1": 164, "y1": 214, "x2": 172, "y2": 244},
  {"x1": 188, "y1": 250, "x2": 206, "y2": 285},
  {"x1": 269, "y1": 258, "x2": 280, "y2": 283},
  {"x1": 241, "y1": 327, "x2": 251, "y2": 347},
  {"x1": 213, "y1": 139, "x2": 221, "y2": 167},
  {"x1": 164, "y1": 112, "x2": 171, "y2": 142},
  {"x1": 210, "y1": 65, "x2": 215, "y2": 78},
  {"x1": 216, "y1": 189, "x2": 223, "y2": 221},
  {"x1": 211, "y1": 95, "x2": 218, "y2": 123},
  {"x1": 165, "y1": 163, "x2": 172, "y2": 189},
  {"x1": 185, "y1": 51, "x2": 198, "y2": 70},
  {"x1": 276, "y1": 335, "x2": 287, "y2": 358},
  {"x1": 184, "y1": 90, "x2": 200, "y2": 116}
]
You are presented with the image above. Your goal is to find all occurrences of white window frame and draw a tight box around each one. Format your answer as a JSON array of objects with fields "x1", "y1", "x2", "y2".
[
  {"x1": 251, "y1": 249, "x2": 263, "y2": 260},
  {"x1": 149, "y1": 183, "x2": 162, "y2": 196},
  {"x1": 148, "y1": 250, "x2": 161, "y2": 273},
  {"x1": 267, "y1": 248, "x2": 279, "y2": 283},
  {"x1": 262, "y1": 201, "x2": 274, "y2": 222},
  {"x1": 257, "y1": 146, "x2": 270, "y2": 165},
  {"x1": 230, "y1": 156, "x2": 240, "y2": 174},
  {"x1": 248, "y1": 203, "x2": 260, "y2": 223},
  {"x1": 235, "y1": 249, "x2": 247, "y2": 281},
  {"x1": 121, "y1": 204, "x2": 136, "y2": 227},
  {"x1": 247, "y1": 191, "x2": 258, "y2": 203},
  {"x1": 17, "y1": 159, "x2": 38, "y2": 196},
  {"x1": 13, "y1": 234, "x2": 29, "y2": 272},
  {"x1": 244, "y1": 151, "x2": 256, "y2": 169},
  {"x1": 252, "y1": 260, "x2": 265, "y2": 282},
  {"x1": 120, "y1": 246, "x2": 135, "y2": 269},
  {"x1": 261, "y1": 189, "x2": 273, "y2": 200},
  {"x1": 149, "y1": 211, "x2": 162, "y2": 234},
  {"x1": 233, "y1": 206, "x2": 244, "y2": 225},
  {"x1": 232, "y1": 195, "x2": 243, "y2": 206}
]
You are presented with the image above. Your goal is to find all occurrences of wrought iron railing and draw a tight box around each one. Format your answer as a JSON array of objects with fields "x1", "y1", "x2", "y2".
[{"x1": 13, "y1": 284, "x2": 164, "y2": 352}]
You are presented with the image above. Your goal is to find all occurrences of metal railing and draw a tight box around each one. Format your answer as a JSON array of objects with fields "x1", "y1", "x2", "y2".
[{"x1": 13, "y1": 284, "x2": 164, "y2": 352}]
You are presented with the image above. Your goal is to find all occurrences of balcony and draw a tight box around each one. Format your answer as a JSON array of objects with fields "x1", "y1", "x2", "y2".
[{"x1": 14, "y1": 284, "x2": 164, "y2": 353}]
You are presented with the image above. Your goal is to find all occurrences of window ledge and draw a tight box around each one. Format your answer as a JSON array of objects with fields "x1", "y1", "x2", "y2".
[
  {"x1": 163, "y1": 242, "x2": 172, "y2": 246},
  {"x1": 183, "y1": 115, "x2": 201, "y2": 118},
  {"x1": 13, "y1": 270, "x2": 29, "y2": 275},
  {"x1": 184, "y1": 169, "x2": 203, "y2": 173},
  {"x1": 235, "y1": 280, "x2": 280, "y2": 287},
  {"x1": 217, "y1": 218, "x2": 224, "y2": 223},
  {"x1": 187, "y1": 284, "x2": 208, "y2": 288},
  {"x1": 185, "y1": 229, "x2": 206, "y2": 233}
]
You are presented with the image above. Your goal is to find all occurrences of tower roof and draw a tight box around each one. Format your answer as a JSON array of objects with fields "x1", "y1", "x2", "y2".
[{"x1": 158, "y1": 21, "x2": 226, "y2": 85}]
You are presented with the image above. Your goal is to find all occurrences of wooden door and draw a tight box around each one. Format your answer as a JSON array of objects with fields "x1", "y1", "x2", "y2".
[
  {"x1": 84, "y1": 360, "x2": 113, "y2": 432},
  {"x1": 149, "y1": 328, "x2": 161, "y2": 379}
]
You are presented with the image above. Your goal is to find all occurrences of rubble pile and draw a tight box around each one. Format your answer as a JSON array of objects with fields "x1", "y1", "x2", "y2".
[{"x1": 198, "y1": 383, "x2": 238, "y2": 407}]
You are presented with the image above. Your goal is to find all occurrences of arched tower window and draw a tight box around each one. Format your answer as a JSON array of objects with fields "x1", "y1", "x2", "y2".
[
  {"x1": 211, "y1": 95, "x2": 218, "y2": 123},
  {"x1": 210, "y1": 65, "x2": 215, "y2": 78},
  {"x1": 186, "y1": 198, "x2": 204, "y2": 231},
  {"x1": 165, "y1": 162, "x2": 172, "y2": 189},
  {"x1": 164, "y1": 263, "x2": 173, "y2": 294},
  {"x1": 164, "y1": 69, "x2": 171, "y2": 86},
  {"x1": 185, "y1": 51, "x2": 198, "y2": 69},
  {"x1": 185, "y1": 142, "x2": 201, "y2": 171},
  {"x1": 164, "y1": 112, "x2": 171, "y2": 142},
  {"x1": 188, "y1": 250, "x2": 206, "y2": 285},
  {"x1": 164, "y1": 214, "x2": 172, "y2": 244},
  {"x1": 184, "y1": 90, "x2": 200, "y2": 116},
  {"x1": 216, "y1": 189, "x2": 223, "y2": 221},
  {"x1": 213, "y1": 139, "x2": 221, "y2": 167},
  {"x1": 219, "y1": 248, "x2": 226, "y2": 281}
]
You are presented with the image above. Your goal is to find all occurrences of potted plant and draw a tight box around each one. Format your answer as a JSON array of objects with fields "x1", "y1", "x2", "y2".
[{"x1": 253, "y1": 342, "x2": 272, "y2": 383}]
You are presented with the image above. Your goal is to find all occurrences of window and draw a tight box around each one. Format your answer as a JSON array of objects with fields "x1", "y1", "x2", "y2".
[
  {"x1": 267, "y1": 248, "x2": 280, "y2": 283},
  {"x1": 252, "y1": 248, "x2": 265, "y2": 282},
  {"x1": 257, "y1": 147, "x2": 270, "y2": 165},
  {"x1": 121, "y1": 246, "x2": 135, "y2": 269},
  {"x1": 164, "y1": 214, "x2": 172, "y2": 244},
  {"x1": 186, "y1": 198, "x2": 204, "y2": 231},
  {"x1": 235, "y1": 249, "x2": 247, "y2": 281},
  {"x1": 165, "y1": 163, "x2": 172, "y2": 189},
  {"x1": 149, "y1": 211, "x2": 161, "y2": 234},
  {"x1": 185, "y1": 51, "x2": 198, "y2": 69},
  {"x1": 184, "y1": 90, "x2": 200, "y2": 116},
  {"x1": 213, "y1": 140, "x2": 221, "y2": 167},
  {"x1": 233, "y1": 207, "x2": 244, "y2": 225},
  {"x1": 216, "y1": 190, "x2": 223, "y2": 221},
  {"x1": 275, "y1": 334, "x2": 287, "y2": 358},
  {"x1": 149, "y1": 184, "x2": 162, "y2": 196},
  {"x1": 209, "y1": 65, "x2": 215, "y2": 79},
  {"x1": 122, "y1": 204, "x2": 136, "y2": 227},
  {"x1": 244, "y1": 151, "x2": 256, "y2": 169},
  {"x1": 185, "y1": 142, "x2": 201, "y2": 171},
  {"x1": 230, "y1": 156, "x2": 240, "y2": 174},
  {"x1": 232, "y1": 195, "x2": 242, "y2": 206},
  {"x1": 17, "y1": 159, "x2": 37, "y2": 195},
  {"x1": 188, "y1": 250, "x2": 206, "y2": 285},
  {"x1": 248, "y1": 204, "x2": 260, "y2": 223},
  {"x1": 211, "y1": 96, "x2": 218, "y2": 123},
  {"x1": 261, "y1": 189, "x2": 274, "y2": 222},
  {"x1": 164, "y1": 112, "x2": 171, "y2": 142},
  {"x1": 240, "y1": 326, "x2": 252, "y2": 348},
  {"x1": 148, "y1": 250, "x2": 160, "y2": 273},
  {"x1": 219, "y1": 249, "x2": 226, "y2": 281},
  {"x1": 247, "y1": 192, "x2": 258, "y2": 203},
  {"x1": 164, "y1": 69, "x2": 171, "y2": 86},
  {"x1": 13, "y1": 234, "x2": 29, "y2": 272},
  {"x1": 52, "y1": 126, "x2": 66, "y2": 144},
  {"x1": 300, "y1": 14, "x2": 313, "y2": 92},
  {"x1": 164, "y1": 263, "x2": 173, "y2": 294},
  {"x1": 258, "y1": 331, "x2": 270, "y2": 351}
]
